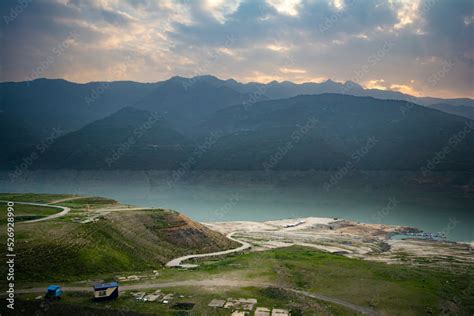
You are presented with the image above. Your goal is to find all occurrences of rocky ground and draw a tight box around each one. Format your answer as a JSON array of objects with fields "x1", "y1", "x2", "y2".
[{"x1": 204, "y1": 217, "x2": 474, "y2": 270}]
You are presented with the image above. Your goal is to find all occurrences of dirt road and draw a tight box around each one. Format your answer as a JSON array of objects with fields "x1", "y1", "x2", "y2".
[
  {"x1": 49, "y1": 196, "x2": 84, "y2": 204},
  {"x1": 16, "y1": 278, "x2": 377, "y2": 315},
  {"x1": 0, "y1": 200, "x2": 71, "y2": 223},
  {"x1": 165, "y1": 232, "x2": 251, "y2": 268}
]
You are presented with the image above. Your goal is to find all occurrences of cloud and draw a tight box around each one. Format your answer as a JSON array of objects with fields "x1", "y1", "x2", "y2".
[
  {"x1": 364, "y1": 79, "x2": 387, "y2": 90},
  {"x1": 390, "y1": 83, "x2": 420, "y2": 96},
  {"x1": 280, "y1": 67, "x2": 306, "y2": 74},
  {"x1": 392, "y1": 0, "x2": 421, "y2": 30},
  {"x1": 0, "y1": 0, "x2": 472, "y2": 98},
  {"x1": 203, "y1": 0, "x2": 241, "y2": 23},
  {"x1": 266, "y1": 0, "x2": 301, "y2": 16}
]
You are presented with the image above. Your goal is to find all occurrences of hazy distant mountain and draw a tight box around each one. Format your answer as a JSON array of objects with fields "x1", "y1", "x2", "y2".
[
  {"x1": 417, "y1": 97, "x2": 474, "y2": 107},
  {"x1": 0, "y1": 76, "x2": 263, "y2": 138},
  {"x1": 6, "y1": 94, "x2": 467, "y2": 171},
  {"x1": 177, "y1": 75, "x2": 474, "y2": 119},
  {"x1": 221, "y1": 77, "x2": 366, "y2": 99},
  {"x1": 199, "y1": 94, "x2": 474, "y2": 171},
  {"x1": 1, "y1": 76, "x2": 473, "y2": 171},
  {"x1": 0, "y1": 116, "x2": 38, "y2": 169},
  {"x1": 199, "y1": 75, "x2": 474, "y2": 121},
  {"x1": 37, "y1": 107, "x2": 194, "y2": 169},
  {"x1": 1, "y1": 76, "x2": 472, "y2": 139},
  {"x1": 133, "y1": 76, "x2": 265, "y2": 134},
  {"x1": 0, "y1": 79, "x2": 157, "y2": 137},
  {"x1": 199, "y1": 75, "x2": 473, "y2": 108},
  {"x1": 427, "y1": 103, "x2": 474, "y2": 120}
]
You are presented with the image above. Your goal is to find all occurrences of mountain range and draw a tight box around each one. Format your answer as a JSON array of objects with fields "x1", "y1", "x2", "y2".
[{"x1": 1, "y1": 75, "x2": 473, "y2": 171}]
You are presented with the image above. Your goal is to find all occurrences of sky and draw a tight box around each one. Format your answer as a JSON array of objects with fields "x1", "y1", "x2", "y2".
[{"x1": 0, "y1": 0, "x2": 473, "y2": 98}]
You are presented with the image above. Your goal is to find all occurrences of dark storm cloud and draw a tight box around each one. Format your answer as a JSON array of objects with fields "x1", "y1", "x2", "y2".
[{"x1": 0, "y1": 0, "x2": 472, "y2": 98}]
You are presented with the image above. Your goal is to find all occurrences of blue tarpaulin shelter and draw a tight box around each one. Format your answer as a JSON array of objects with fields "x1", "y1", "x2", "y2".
[{"x1": 46, "y1": 285, "x2": 63, "y2": 299}]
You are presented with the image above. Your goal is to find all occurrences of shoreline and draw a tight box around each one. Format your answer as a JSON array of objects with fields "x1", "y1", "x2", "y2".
[
  {"x1": 204, "y1": 216, "x2": 474, "y2": 243},
  {"x1": 203, "y1": 216, "x2": 474, "y2": 268}
]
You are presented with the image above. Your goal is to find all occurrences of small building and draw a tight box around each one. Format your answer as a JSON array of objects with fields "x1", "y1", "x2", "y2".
[
  {"x1": 255, "y1": 307, "x2": 271, "y2": 316},
  {"x1": 93, "y1": 282, "x2": 119, "y2": 301},
  {"x1": 272, "y1": 308, "x2": 290, "y2": 316},
  {"x1": 208, "y1": 299, "x2": 226, "y2": 307},
  {"x1": 45, "y1": 285, "x2": 63, "y2": 299}
]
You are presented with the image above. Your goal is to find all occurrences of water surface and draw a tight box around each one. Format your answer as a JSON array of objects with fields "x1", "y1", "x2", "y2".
[{"x1": 1, "y1": 170, "x2": 472, "y2": 241}]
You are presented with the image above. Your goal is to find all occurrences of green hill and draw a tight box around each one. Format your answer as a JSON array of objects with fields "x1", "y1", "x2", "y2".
[
  {"x1": 134, "y1": 76, "x2": 260, "y2": 134},
  {"x1": 200, "y1": 94, "x2": 474, "y2": 170},
  {"x1": 0, "y1": 194, "x2": 238, "y2": 281},
  {"x1": 37, "y1": 107, "x2": 195, "y2": 169},
  {"x1": 3, "y1": 91, "x2": 473, "y2": 171}
]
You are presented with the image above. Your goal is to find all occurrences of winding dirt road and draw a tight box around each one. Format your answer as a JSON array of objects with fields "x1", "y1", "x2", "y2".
[
  {"x1": 165, "y1": 232, "x2": 251, "y2": 268},
  {"x1": 0, "y1": 200, "x2": 71, "y2": 223}
]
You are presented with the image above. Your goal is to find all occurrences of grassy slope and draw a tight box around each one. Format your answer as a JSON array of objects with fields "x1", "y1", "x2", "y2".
[{"x1": 0, "y1": 194, "x2": 238, "y2": 282}]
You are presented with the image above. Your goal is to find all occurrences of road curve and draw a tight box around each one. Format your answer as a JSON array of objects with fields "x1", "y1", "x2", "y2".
[
  {"x1": 166, "y1": 232, "x2": 251, "y2": 268},
  {"x1": 0, "y1": 200, "x2": 71, "y2": 223}
]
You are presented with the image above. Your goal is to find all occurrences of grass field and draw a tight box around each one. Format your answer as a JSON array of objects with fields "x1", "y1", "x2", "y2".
[
  {"x1": 156, "y1": 247, "x2": 472, "y2": 315},
  {"x1": 58, "y1": 196, "x2": 119, "y2": 208},
  {"x1": 9, "y1": 246, "x2": 474, "y2": 315}
]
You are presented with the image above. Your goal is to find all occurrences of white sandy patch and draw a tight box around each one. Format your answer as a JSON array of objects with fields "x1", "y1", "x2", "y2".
[
  {"x1": 203, "y1": 217, "x2": 341, "y2": 234},
  {"x1": 203, "y1": 216, "x2": 473, "y2": 268}
]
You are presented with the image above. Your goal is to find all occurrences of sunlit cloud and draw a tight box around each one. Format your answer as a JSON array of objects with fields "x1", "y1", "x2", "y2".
[
  {"x1": 218, "y1": 47, "x2": 236, "y2": 56},
  {"x1": 364, "y1": 79, "x2": 421, "y2": 96},
  {"x1": 392, "y1": 0, "x2": 421, "y2": 30},
  {"x1": 266, "y1": 0, "x2": 301, "y2": 16},
  {"x1": 354, "y1": 33, "x2": 369, "y2": 40},
  {"x1": 1, "y1": 0, "x2": 472, "y2": 98},
  {"x1": 390, "y1": 83, "x2": 420, "y2": 96},
  {"x1": 266, "y1": 43, "x2": 291, "y2": 52},
  {"x1": 364, "y1": 79, "x2": 387, "y2": 90},
  {"x1": 292, "y1": 76, "x2": 327, "y2": 83},
  {"x1": 204, "y1": 0, "x2": 241, "y2": 23},
  {"x1": 331, "y1": 0, "x2": 344, "y2": 10},
  {"x1": 279, "y1": 67, "x2": 306, "y2": 74},
  {"x1": 244, "y1": 71, "x2": 284, "y2": 83}
]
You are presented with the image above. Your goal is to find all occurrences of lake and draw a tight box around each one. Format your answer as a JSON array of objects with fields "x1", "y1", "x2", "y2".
[{"x1": 1, "y1": 170, "x2": 472, "y2": 241}]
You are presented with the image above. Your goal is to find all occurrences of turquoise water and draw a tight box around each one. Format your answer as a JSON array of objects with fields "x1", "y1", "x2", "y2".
[{"x1": 1, "y1": 170, "x2": 472, "y2": 241}]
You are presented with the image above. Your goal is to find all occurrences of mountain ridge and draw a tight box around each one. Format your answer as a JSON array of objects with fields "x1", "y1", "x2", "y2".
[
  {"x1": 13, "y1": 93, "x2": 473, "y2": 171},
  {"x1": 1, "y1": 76, "x2": 473, "y2": 171}
]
